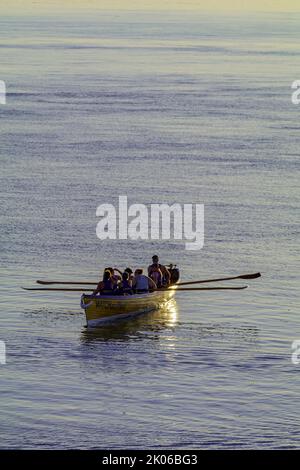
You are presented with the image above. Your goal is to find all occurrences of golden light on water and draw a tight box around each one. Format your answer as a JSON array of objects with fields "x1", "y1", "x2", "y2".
[{"x1": 165, "y1": 300, "x2": 179, "y2": 327}]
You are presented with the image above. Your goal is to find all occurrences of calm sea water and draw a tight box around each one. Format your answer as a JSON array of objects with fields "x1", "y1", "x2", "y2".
[{"x1": 0, "y1": 10, "x2": 300, "y2": 449}]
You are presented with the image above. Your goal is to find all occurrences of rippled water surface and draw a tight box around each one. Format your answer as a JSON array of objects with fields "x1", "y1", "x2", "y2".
[{"x1": 0, "y1": 10, "x2": 300, "y2": 449}]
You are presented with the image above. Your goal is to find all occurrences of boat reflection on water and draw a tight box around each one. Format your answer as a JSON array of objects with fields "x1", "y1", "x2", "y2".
[{"x1": 80, "y1": 299, "x2": 179, "y2": 343}]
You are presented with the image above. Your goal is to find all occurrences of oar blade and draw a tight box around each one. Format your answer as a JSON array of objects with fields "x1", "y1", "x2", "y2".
[{"x1": 239, "y1": 272, "x2": 261, "y2": 280}]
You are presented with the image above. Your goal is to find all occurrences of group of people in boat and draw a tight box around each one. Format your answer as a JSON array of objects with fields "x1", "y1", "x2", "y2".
[{"x1": 92, "y1": 255, "x2": 171, "y2": 296}]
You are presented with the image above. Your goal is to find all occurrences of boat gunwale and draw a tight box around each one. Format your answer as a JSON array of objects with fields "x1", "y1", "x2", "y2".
[{"x1": 82, "y1": 286, "x2": 178, "y2": 303}]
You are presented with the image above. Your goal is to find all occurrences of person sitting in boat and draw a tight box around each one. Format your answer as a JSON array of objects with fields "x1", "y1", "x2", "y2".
[
  {"x1": 132, "y1": 269, "x2": 157, "y2": 293},
  {"x1": 148, "y1": 255, "x2": 171, "y2": 286},
  {"x1": 117, "y1": 272, "x2": 133, "y2": 295},
  {"x1": 93, "y1": 270, "x2": 116, "y2": 296},
  {"x1": 114, "y1": 267, "x2": 134, "y2": 281},
  {"x1": 149, "y1": 263, "x2": 163, "y2": 288},
  {"x1": 124, "y1": 267, "x2": 134, "y2": 281},
  {"x1": 105, "y1": 267, "x2": 121, "y2": 287}
]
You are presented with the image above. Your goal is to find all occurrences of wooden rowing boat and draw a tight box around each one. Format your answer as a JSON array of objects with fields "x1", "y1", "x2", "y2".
[
  {"x1": 80, "y1": 287, "x2": 178, "y2": 327},
  {"x1": 21, "y1": 269, "x2": 258, "y2": 328},
  {"x1": 81, "y1": 266, "x2": 180, "y2": 327}
]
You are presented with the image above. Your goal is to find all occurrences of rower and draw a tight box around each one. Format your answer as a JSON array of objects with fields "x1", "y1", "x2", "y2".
[
  {"x1": 132, "y1": 269, "x2": 157, "y2": 293},
  {"x1": 149, "y1": 263, "x2": 163, "y2": 288},
  {"x1": 148, "y1": 255, "x2": 171, "y2": 286},
  {"x1": 114, "y1": 267, "x2": 134, "y2": 281},
  {"x1": 93, "y1": 270, "x2": 116, "y2": 296},
  {"x1": 117, "y1": 272, "x2": 133, "y2": 295},
  {"x1": 105, "y1": 267, "x2": 121, "y2": 287},
  {"x1": 124, "y1": 267, "x2": 134, "y2": 281}
]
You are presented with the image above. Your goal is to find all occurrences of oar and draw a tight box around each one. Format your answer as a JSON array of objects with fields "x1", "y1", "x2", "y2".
[
  {"x1": 36, "y1": 272, "x2": 261, "y2": 286},
  {"x1": 22, "y1": 285, "x2": 247, "y2": 292},
  {"x1": 161, "y1": 286, "x2": 248, "y2": 291},
  {"x1": 36, "y1": 280, "x2": 95, "y2": 285},
  {"x1": 23, "y1": 287, "x2": 95, "y2": 291},
  {"x1": 177, "y1": 272, "x2": 261, "y2": 286}
]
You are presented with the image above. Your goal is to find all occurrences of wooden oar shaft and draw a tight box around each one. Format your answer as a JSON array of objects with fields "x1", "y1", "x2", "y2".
[
  {"x1": 162, "y1": 286, "x2": 248, "y2": 291},
  {"x1": 36, "y1": 272, "x2": 260, "y2": 286},
  {"x1": 22, "y1": 285, "x2": 247, "y2": 292},
  {"x1": 177, "y1": 272, "x2": 261, "y2": 286},
  {"x1": 24, "y1": 287, "x2": 95, "y2": 291},
  {"x1": 37, "y1": 280, "x2": 95, "y2": 285}
]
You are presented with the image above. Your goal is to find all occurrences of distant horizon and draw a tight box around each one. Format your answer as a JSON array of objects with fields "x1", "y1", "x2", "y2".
[
  {"x1": 1, "y1": 0, "x2": 300, "y2": 15},
  {"x1": 2, "y1": 9, "x2": 300, "y2": 19}
]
